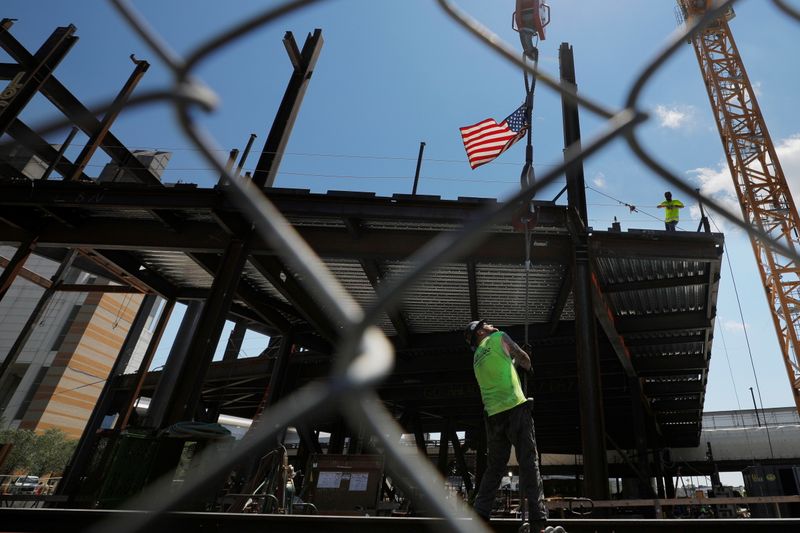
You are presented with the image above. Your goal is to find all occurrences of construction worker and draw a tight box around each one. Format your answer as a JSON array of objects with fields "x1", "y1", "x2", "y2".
[
  {"x1": 464, "y1": 319, "x2": 548, "y2": 528},
  {"x1": 657, "y1": 191, "x2": 684, "y2": 231}
]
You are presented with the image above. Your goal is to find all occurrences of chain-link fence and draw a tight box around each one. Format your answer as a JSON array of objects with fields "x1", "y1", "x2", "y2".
[{"x1": 5, "y1": 0, "x2": 800, "y2": 532}]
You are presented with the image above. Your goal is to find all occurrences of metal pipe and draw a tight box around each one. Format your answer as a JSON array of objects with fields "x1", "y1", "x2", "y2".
[
  {"x1": 749, "y1": 386, "x2": 762, "y2": 427},
  {"x1": 68, "y1": 56, "x2": 150, "y2": 181},
  {"x1": 41, "y1": 126, "x2": 77, "y2": 180},
  {"x1": 236, "y1": 133, "x2": 257, "y2": 177},
  {"x1": 218, "y1": 148, "x2": 238, "y2": 186},
  {"x1": 412, "y1": 141, "x2": 426, "y2": 195}
]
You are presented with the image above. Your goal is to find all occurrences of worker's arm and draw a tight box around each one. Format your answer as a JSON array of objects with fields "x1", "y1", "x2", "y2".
[{"x1": 501, "y1": 333, "x2": 532, "y2": 371}]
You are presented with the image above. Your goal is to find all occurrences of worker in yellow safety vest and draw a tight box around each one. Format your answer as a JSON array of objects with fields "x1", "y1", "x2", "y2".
[
  {"x1": 657, "y1": 191, "x2": 684, "y2": 231},
  {"x1": 465, "y1": 319, "x2": 548, "y2": 528}
]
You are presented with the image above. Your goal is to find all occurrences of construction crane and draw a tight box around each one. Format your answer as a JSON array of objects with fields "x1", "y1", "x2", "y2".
[{"x1": 677, "y1": 0, "x2": 800, "y2": 416}]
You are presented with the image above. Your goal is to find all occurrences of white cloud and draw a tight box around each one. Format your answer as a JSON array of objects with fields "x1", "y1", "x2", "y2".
[
  {"x1": 686, "y1": 163, "x2": 743, "y2": 231},
  {"x1": 654, "y1": 104, "x2": 695, "y2": 129},
  {"x1": 721, "y1": 318, "x2": 746, "y2": 332},
  {"x1": 592, "y1": 172, "x2": 606, "y2": 189},
  {"x1": 775, "y1": 134, "x2": 800, "y2": 202},
  {"x1": 683, "y1": 133, "x2": 800, "y2": 233}
]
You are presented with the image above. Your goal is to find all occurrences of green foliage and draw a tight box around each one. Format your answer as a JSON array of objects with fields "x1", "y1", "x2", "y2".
[{"x1": 0, "y1": 427, "x2": 77, "y2": 476}]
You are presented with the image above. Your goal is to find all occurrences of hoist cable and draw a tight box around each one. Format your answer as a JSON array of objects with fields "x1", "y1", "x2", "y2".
[{"x1": 707, "y1": 212, "x2": 775, "y2": 460}]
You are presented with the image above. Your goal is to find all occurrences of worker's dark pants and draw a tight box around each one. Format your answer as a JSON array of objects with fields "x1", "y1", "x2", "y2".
[
  {"x1": 473, "y1": 401, "x2": 547, "y2": 521},
  {"x1": 665, "y1": 221, "x2": 677, "y2": 231}
]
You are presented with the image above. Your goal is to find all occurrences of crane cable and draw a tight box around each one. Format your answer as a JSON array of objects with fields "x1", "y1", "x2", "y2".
[
  {"x1": 707, "y1": 212, "x2": 775, "y2": 460},
  {"x1": 521, "y1": 36, "x2": 539, "y2": 354}
]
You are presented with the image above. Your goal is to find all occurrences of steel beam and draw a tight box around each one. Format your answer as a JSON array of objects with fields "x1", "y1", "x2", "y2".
[
  {"x1": 222, "y1": 320, "x2": 247, "y2": 361},
  {"x1": 116, "y1": 298, "x2": 175, "y2": 431},
  {"x1": 590, "y1": 274, "x2": 636, "y2": 378},
  {"x1": 560, "y1": 42, "x2": 588, "y2": 224},
  {"x1": 633, "y1": 355, "x2": 707, "y2": 376},
  {"x1": 615, "y1": 312, "x2": 712, "y2": 335},
  {"x1": 590, "y1": 232, "x2": 724, "y2": 261},
  {"x1": 6, "y1": 120, "x2": 90, "y2": 181},
  {"x1": 162, "y1": 238, "x2": 250, "y2": 425},
  {"x1": 252, "y1": 30, "x2": 323, "y2": 188},
  {"x1": 602, "y1": 273, "x2": 709, "y2": 294},
  {"x1": 0, "y1": 249, "x2": 76, "y2": 383},
  {"x1": 0, "y1": 24, "x2": 77, "y2": 136},
  {"x1": 358, "y1": 256, "x2": 410, "y2": 346},
  {"x1": 0, "y1": 235, "x2": 36, "y2": 302},
  {"x1": 643, "y1": 380, "x2": 704, "y2": 396},
  {"x1": 186, "y1": 251, "x2": 292, "y2": 333},
  {"x1": 0, "y1": 27, "x2": 160, "y2": 185},
  {"x1": 144, "y1": 301, "x2": 204, "y2": 428},
  {"x1": 68, "y1": 57, "x2": 150, "y2": 181},
  {"x1": 4, "y1": 508, "x2": 800, "y2": 533},
  {"x1": 248, "y1": 255, "x2": 338, "y2": 341},
  {"x1": 570, "y1": 213, "x2": 610, "y2": 500},
  {"x1": 629, "y1": 376, "x2": 655, "y2": 498},
  {"x1": 57, "y1": 294, "x2": 157, "y2": 501},
  {"x1": 548, "y1": 266, "x2": 572, "y2": 335},
  {"x1": 446, "y1": 423, "x2": 474, "y2": 496}
]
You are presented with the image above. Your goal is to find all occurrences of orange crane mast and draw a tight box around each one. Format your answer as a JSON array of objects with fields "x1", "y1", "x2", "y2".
[{"x1": 677, "y1": 0, "x2": 800, "y2": 415}]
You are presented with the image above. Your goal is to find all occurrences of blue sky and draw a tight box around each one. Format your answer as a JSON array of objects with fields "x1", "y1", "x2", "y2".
[{"x1": 4, "y1": 0, "x2": 800, "y2": 413}]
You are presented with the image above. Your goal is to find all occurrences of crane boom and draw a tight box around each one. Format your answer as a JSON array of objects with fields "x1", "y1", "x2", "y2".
[{"x1": 677, "y1": 1, "x2": 800, "y2": 415}]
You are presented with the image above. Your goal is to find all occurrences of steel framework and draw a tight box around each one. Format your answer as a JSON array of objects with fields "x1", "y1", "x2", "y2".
[{"x1": 680, "y1": 1, "x2": 800, "y2": 415}]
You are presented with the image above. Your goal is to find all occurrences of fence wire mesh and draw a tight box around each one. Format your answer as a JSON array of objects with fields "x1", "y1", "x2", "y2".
[{"x1": 3, "y1": 0, "x2": 800, "y2": 532}]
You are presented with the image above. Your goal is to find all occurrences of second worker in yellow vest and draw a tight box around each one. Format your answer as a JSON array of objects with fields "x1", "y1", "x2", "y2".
[{"x1": 657, "y1": 191, "x2": 684, "y2": 232}]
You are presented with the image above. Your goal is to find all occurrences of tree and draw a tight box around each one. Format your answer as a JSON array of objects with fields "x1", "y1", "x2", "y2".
[{"x1": 0, "y1": 426, "x2": 76, "y2": 476}]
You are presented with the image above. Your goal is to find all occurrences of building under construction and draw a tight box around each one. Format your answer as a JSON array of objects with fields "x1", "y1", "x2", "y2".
[{"x1": 2, "y1": 3, "x2": 800, "y2": 533}]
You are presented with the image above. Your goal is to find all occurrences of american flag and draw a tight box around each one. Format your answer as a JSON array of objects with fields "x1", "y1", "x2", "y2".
[{"x1": 460, "y1": 104, "x2": 528, "y2": 169}]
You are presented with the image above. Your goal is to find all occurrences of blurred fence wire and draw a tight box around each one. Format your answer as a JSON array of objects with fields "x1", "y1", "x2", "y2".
[{"x1": 5, "y1": 0, "x2": 799, "y2": 532}]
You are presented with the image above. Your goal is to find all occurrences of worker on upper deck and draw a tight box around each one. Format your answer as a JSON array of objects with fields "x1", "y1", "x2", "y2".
[
  {"x1": 657, "y1": 191, "x2": 684, "y2": 231},
  {"x1": 465, "y1": 319, "x2": 547, "y2": 528}
]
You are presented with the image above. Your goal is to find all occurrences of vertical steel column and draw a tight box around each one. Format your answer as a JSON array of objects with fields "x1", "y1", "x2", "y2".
[
  {"x1": 447, "y1": 424, "x2": 474, "y2": 496},
  {"x1": 68, "y1": 57, "x2": 150, "y2": 181},
  {"x1": 412, "y1": 409, "x2": 427, "y2": 453},
  {"x1": 0, "y1": 22, "x2": 77, "y2": 136},
  {"x1": 261, "y1": 330, "x2": 294, "y2": 412},
  {"x1": 57, "y1": 294, "x2": 158, "y2": 500},
  {"x1": 0, "y1": 236, "x2": 37, "y2": 303},
  {"x1": 162, "y1": 239, "x2": 250, "y2": 426},
  {"x1": 144, "y1": 300, "x2": 205, "y2": 428},
  {"x1": 252, "y1": 30, "x2": 323, "y2": 188},
  {"x1": 437, "y1": 419, "x2": 450, "y2": 475},
  {"x1": 328, "y1": 421, "x2": 346, "y2": 454},
  {"x1": 222, "y1": 320, "x2": 247, "y2": 362},
  {"x1": 630, "y1": 377, "x2": 653, "y2": 498},
  {"x1": 560, "y1": 40, "x2": 609, "y2": 501},
  {"x1": 116, "y1": 298, "x2": 175, "y2": 431},
  {"x1": 572, "y1": 225, "x2": 609, "y2": 500},
  {"x1": 559, "y1": 42, "x2": 588, "y2": 223},
  {"x1": 0, "y1": 249, "x2": 76, "y2": 383},
  {"x1": 475, "y1": 418, "x2": 487, "y2": 492}
]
